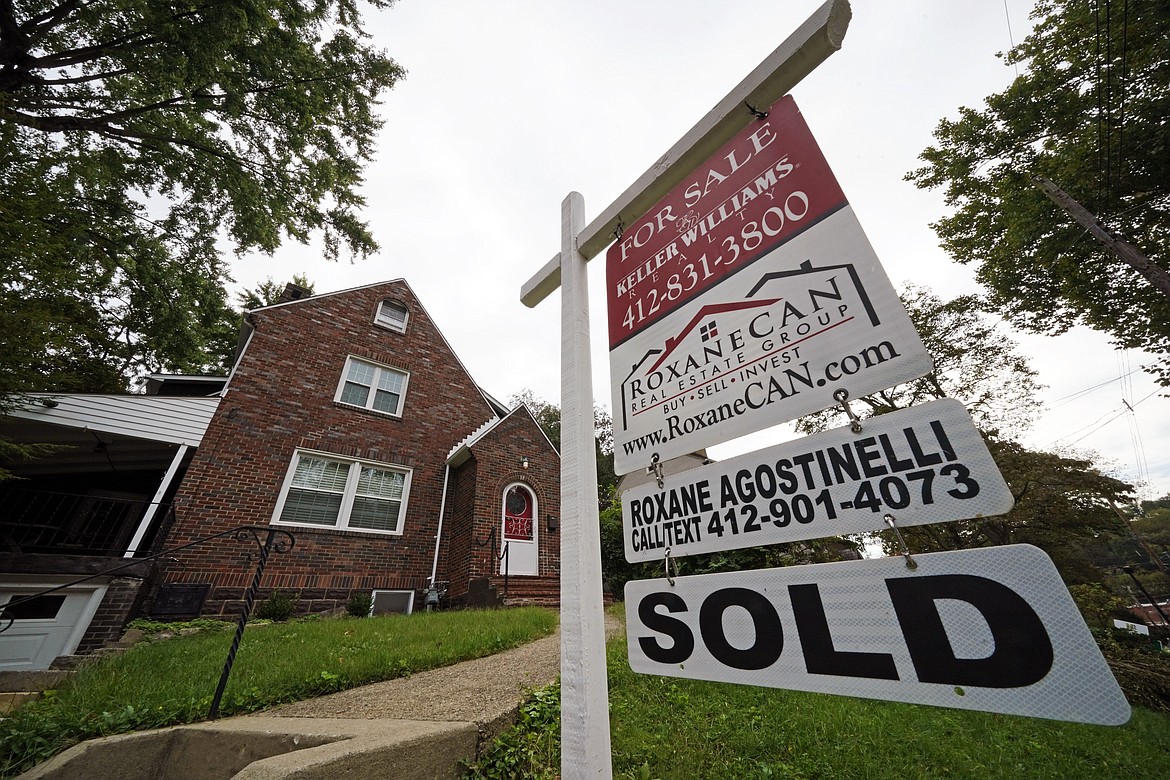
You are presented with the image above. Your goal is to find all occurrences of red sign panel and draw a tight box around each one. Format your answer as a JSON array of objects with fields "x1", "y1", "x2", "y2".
[{"x1": 606, "y1": 95, "x2": 847, "y2": 349}]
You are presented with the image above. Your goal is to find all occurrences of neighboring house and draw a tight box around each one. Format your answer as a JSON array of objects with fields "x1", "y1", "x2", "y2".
[
  {"x1": 1128, "y1": 601, "x2": 1170, "y2": 627},
  {"x1": 0, "y1": 280, "x2": 560, "y2": 670}
]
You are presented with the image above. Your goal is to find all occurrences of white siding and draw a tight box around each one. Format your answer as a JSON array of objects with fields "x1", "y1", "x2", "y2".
[{"x1": 11, "y1": 395, "x2": 220, "y2": 446}]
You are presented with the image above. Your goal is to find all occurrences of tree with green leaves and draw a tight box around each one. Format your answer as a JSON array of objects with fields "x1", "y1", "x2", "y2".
[
  {"x1": 509, "y1": 390, "x2": 617, "y2": 505},
  {"x1": 236, "y1": 274, "x2": 316, "y2": 311},
  {"x1": 1, "y1": 1, "x2": 404, "y2": 394},
  {"x1": 796, "y1": 286, "x2": 1044, "y2": 437},
  {"x1": 890, "y1": 438, "x2": 1135, "y2": 585},
  {"x1": 792, "y1": 285, "x2": 1137, "y2": 586},
  {"x1": 907, "y1": 0, "x2": 1170, "y2": 384}
]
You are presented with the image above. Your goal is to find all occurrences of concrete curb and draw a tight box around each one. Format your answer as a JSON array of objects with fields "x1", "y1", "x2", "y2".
[{"x1": 18, "y1": 717, "x2": 479, "y2": 780}]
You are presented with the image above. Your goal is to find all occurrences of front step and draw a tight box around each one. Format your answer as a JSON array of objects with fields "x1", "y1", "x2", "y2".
[{"x1": 489, "y1": 576, "x2": 559, "y2": 607}]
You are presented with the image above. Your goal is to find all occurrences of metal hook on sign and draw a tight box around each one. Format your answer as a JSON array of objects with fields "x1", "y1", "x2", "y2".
[
  {"x1": 744, "y1": 101, "x2": 768, "y2": 120},
  {"x1": 648, "y1": 452, "x2": 664, "y2": 489},
  {"x1": 613, "y1": 218, "x2": 624, "y2": 240},
  {"x1": 664, "y1": 547, "x2": 678, "y2": 586},
  {"x1": 833, "y1": 388, "x2": 864, "y2": 434},
  {"x1": 883, "y1": 514, "x2": 918, "y2": 570}
]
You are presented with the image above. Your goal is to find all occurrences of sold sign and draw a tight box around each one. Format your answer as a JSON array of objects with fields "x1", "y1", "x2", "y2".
[{"x1": 625, "y1": 545, "x2": 1129, "y2": 725}]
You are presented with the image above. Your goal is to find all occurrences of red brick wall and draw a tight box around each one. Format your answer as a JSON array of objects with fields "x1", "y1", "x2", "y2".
[
  {"x1": 462, "y1": 409, "x2": 560, "y2": 580},
  {"x1": 163, "y1": 281, "x2": 501, "y2": 613},
  {"x1": 443, "y1": 458, "x2": 480, "y2": 602},
  {"x1": 76, "y1": 578, "x2": 143, "y2": 653}
]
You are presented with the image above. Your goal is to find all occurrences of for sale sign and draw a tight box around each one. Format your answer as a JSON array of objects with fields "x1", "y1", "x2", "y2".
[
  {"x1": 608, "y1": 97, "x2": 932, "y2": 475},
  {"x1": 625, "y1": 546, "x2": 1130, "y2": 726},
  {"x1": 622, "y1": 399, "x2": 1012, "y2": 562}
]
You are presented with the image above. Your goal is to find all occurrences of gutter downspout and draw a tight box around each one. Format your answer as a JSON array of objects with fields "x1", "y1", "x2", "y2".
[{"x1": 429, "y1": 463, "x2": 451, "y2": 586}]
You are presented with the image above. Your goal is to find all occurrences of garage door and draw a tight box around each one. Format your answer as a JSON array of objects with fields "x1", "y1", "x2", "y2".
[{"x1": 0, "y1": 583, "x2": 107, "y2": 671}]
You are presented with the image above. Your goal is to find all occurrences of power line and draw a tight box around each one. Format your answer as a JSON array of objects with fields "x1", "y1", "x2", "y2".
[
  {"x1": 1049, "y1": 367, "x2": 1141, "y2": 407},
  {"x1": 1058, "y1": 387, "x2": 1161, "y2": 447},
  {"x1": 1003, "y1": 0, "x2": 1019, "y2": 78}
]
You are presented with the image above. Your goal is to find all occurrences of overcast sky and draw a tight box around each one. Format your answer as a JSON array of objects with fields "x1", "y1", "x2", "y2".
[{"x1": 231, "y1": 0, "x2": 1169, "y2": 500}]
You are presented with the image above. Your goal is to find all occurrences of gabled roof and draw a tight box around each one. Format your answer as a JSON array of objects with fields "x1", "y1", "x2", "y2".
[
  {"x1": 446, "y1": 404, "x2": 558, "y2": 467},
  {"x1": 228, "y1": 278, "x2": 505, "y2": 420}
]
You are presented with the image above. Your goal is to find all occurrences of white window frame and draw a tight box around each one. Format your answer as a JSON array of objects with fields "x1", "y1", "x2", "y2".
[
  {"x1": 375, "y1": 299, "x2": 409, "y2": 333},
  {"x1": 335, "y1": 356, "x2": 409, "y2": 417},
  {"x1": 271, "y1": 449, "x2": 412, "y2": 536}
]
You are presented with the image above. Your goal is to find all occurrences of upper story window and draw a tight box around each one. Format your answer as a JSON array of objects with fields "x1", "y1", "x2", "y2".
[
  {"x1": 375, "y1": 299, "x2": 409, "y2": 332},
  {"x1": 337, "y1": 356, "x2": 408, "y2": 416},
  {"x1": 273, "y1": 450, "x2": 410, "y2": 534}
]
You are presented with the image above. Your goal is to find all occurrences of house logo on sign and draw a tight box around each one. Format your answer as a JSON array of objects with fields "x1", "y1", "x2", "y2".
[{"x1": 616, "y1": 259, "x2": 882, "y2": 436}]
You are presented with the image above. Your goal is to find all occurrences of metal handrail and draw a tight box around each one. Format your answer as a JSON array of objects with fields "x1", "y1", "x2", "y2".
[
  {"x1": 475, "y1": 527, "x2": 510, "y2": 603},
  {"x1": 0, "y1": 524, "x2": 296, "y2": 720}
]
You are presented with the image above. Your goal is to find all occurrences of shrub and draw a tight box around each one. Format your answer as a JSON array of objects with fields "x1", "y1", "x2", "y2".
[
  {"x1": 347, "y1": 592, "x2": 373, "y2": 618},
  {"x1": 254, "y1": 590, "x2": 297, "y2": 622}
]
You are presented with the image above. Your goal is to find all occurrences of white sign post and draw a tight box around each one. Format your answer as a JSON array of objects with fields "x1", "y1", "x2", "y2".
[
  {"x1": 622, "y1": 398, "x2": 1013, "y2": 562},
  {"x1": 557, "y1": 193, "x2": 612, "y2": 769},
  {"x1": 521, "y1": 4, "x2": 852, "y2": 778},
  {"x1": 626, "y1": 546, "x2": 1131, "y2": 726}
]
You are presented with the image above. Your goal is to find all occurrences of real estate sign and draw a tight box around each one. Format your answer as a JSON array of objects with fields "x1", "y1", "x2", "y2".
[
  {"x1": 622, "y1": 399, "x2": 1013, "y2": 563},
  {"x1": 625, "y1": 545, "x2": 1131, "y2": 726},
  {"x1": 607, "y1": 96, "x2": 932, "y2": 475}
]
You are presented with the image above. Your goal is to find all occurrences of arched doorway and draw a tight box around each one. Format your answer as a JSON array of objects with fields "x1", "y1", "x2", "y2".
[{"x1": 501, "y1": 483, "x2": 538, "y2": 576}]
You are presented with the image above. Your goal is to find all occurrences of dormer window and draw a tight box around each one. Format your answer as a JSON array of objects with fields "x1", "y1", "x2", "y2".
[{"x1": 375, "y1": 299, "x2": 408, "y2": 332}]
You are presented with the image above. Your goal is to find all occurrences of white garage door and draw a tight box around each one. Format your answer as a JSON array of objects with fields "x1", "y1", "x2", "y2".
[{"x1": 0, "y1": 583, "x2": 108, "y2": 671}]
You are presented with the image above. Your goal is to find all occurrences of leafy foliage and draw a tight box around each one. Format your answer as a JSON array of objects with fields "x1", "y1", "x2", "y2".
[
  {"x1": 236, "y1": 273, "x2": 316, "y2": 311},
  {"x1": 254, "y1": 589, "x2": 298, "y2": 622},
  {"x1": 462, "y1": 683, "x2": 560, "y2": 780},
  {"x1": 510, "y1": 390, "x2": 617, "y2": 505},
  {"x1": 907, "y1": 0, "x2": 1170, "y2": 384},
  {"x1": 796, "y1": 286, "x2": 1044, "y2": 436},
  {"x1": 0, "y1": 1, "x2": 404, "y2": 392},
  {"x1": 346, "y1": 591, "x2": 372, "y2": 618},
  {"x1": 883, "y1": 437, "x2": 1134, "y2": 585}
]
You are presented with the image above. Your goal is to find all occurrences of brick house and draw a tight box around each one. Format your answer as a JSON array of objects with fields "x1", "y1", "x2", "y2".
[
  {"x1": 159, "y1": 280, "x2": 561, "y2": 617},
  {"x1": 0, "y1": 280, "x2": 559, "y2": 669}
]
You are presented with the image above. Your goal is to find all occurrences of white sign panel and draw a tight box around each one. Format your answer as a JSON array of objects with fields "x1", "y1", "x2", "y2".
[
  {"x1": 623, "y1": 399, "x2": 1012, "y2": 563},
  {"x1": 625, "y1": 545, "x2": 1130, "y2": 725},
  {"x1": 607, "y1": 97, "x2": 932, "y2": 476},
  {"x1": 610, "y1": 206, "x2": 933, "y2": 476}
]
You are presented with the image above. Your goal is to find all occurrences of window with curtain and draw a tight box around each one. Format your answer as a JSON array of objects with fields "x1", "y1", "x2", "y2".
[{"x1": 275, "y1": 452, "x2": 410, "y2": 534}]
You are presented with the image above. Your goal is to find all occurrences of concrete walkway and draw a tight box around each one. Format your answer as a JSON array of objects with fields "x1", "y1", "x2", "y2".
[{"x1": 21, "y1": 617, "x2": 622, "y2": 780}]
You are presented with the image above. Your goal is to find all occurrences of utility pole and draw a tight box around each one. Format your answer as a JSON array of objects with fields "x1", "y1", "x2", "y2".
[{"x1": 1032, "y1": 175, "x2": 1170, "y2": 301}]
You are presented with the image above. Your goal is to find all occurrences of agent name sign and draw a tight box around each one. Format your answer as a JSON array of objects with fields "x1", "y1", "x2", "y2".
[
  {"x1": 622, "y1": 399, "x2": 1013, "y2": 563},
  {"x1": 607, "y1": 97, "x2": 932, "y2": 475}
]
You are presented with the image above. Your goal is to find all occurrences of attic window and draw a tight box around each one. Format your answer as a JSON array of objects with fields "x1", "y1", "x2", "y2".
[{"x1": 375, "y1": 300, "x2": 408, "y2": 332}]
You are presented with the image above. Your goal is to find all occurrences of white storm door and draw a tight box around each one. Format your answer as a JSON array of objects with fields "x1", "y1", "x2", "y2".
[{"x1": 502, "y1": 485, "x2": 538, "y2": 576}]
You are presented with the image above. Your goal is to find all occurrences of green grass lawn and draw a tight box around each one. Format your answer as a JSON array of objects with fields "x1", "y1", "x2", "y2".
[
  {"x1": 5, "y1": 603, "x2": 1170, "y2": 780},
  {"x1": 467, "y1": 605, "x2": 1170, "y2": 780},
  {"x1": 604, "y1": 632, "x2": 1170, "y2": 779},
  {"x1": 0, "y1": 607, "x2": 556, "y2": 777}
]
